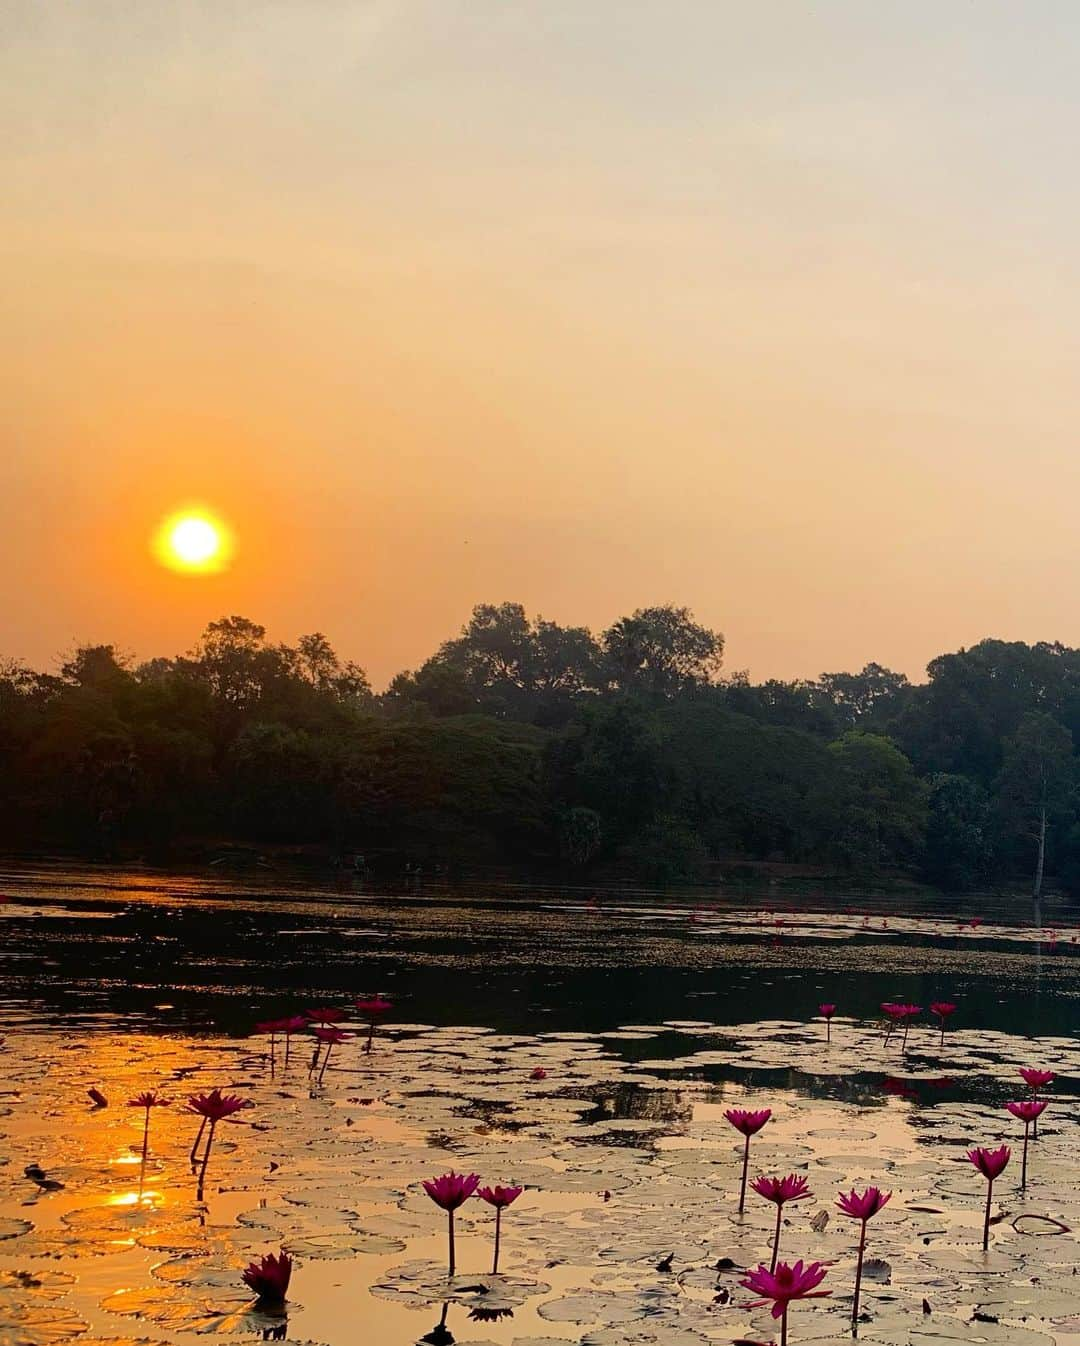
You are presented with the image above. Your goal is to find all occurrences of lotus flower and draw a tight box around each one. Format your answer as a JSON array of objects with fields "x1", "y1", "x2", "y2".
[
  {"x1": 255, "y1": 1018, "x2": 289, "y2": 1075},
  {"x1": 242, "y1": 1250, "x2": 292, "y2": 1304},
  {"x1": 752, "y1": 1174, "x2": 812, "y2": 1272},
  {"x1": 930, "y1": 1001, "x2": 957, "y2": 1047},
  {"x1": 477, "y1": 1184, "x2": 523, "y2": 1274},
  {"x1": 305, "y1": 1007, "x2": 348, "y2": 1025},
  {"x1": 1006, "y1": 1100, "x2": 1048, "y2": 1190},
  {"x1": 741, "y1": 1259, "x2": 831, "y2": 1345},
  {"x1": 312, "y1": 1026, "x2": 353, "y2": 1086},
  {"x1": 423, "y1": 1171, "x2": 481, "y2": 1275},
  {"x1": 127, "y1": 1091, "x2": 170, "y2": 1110},
  {"x1": 127, "y1": 1091, "x2": 170, "y2": 1192},
  {"x1": 726, "y1": 1108, "x2": 773, "y2": 1215},
  {"x1": 837, "y1": 1187, "x2": 892, "y2": 1326},
  {"x1": 530, "y1": 1067, "x2": 548, "y2": 1081},
  {"x1": 280, "y1": 1014, "x2": 309, "y2": 1068},
  {"x1": 818, "y1": 1004, "x2": 836, "y2": 1042},
  {"x1": 968, "y1": 1144, "x2": 1010, "y2": 1250},
  {"x1": 354, "y1": 995, "x2": 390, "y2": 1052},
  {"x1": 188, "y1": 1090, "x2": 250, "y2": 1122},
  {"x1": 1019, "y1": 1067, "x2": 1054, "y2": 1136},
  {"x1": 187, "y1": 1090, "x2": 252, "y2": 1199},
  {"x1": 881, "y1": 1002, "x2": 920, "y2": 1048}
]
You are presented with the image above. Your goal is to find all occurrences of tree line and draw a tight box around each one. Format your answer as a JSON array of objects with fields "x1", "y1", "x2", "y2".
[{"x1": 2, "y1": 604, "x2": 1079, "y2": 894}]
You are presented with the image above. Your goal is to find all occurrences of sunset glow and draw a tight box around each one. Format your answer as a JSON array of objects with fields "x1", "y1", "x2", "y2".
[{"x1": 154, "y1": 510, "x2": 232, "y2": 575}]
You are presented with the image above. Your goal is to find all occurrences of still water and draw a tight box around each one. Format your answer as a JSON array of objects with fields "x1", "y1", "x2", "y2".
[{"x1": 1, "y1": 862, "x2": 1078, "y2": 1345}]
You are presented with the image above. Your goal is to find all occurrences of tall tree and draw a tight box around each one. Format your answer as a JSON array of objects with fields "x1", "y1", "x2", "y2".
[
  {"x1": 602, "y1": 605, "x2": 723, "y2": 698},
  {"x1": 997, "y1": 711, "x2": 1075, "y2": 899},
  {"x1": 819, "y1": 663, "x2": 910, "y2": 728}
]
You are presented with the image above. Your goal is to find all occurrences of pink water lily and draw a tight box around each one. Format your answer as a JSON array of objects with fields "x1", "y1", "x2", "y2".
[
  {"x1": 477, "y1": 1184, "x2": 523, "y2": 1273},
  {"x1": 751, "y1": 1174, "x2": 812, "y2": 1271},
  {"x1": 725, "y1": 1108, "x2": 772, "y2": 1215},
  {"x1": 1006, "y1": 1100, "x2": 1048, "y2": 1190},
  {"x1": 930, "y1": 1001, "x2": 957, "y2": 1047},
  {"x1": 127, "y1": 1091, "x2": 170, "y2": 1191},
  {"x1": 837, "y1": 1187, "x2": 892, "y2": 1326},
  {"x1": 968, "y1": 1144, "x2": 1011, "y2": 1250},
  {"x1": 311, "y1": 1025, "x2": 353, "y2": 1086},
  {"x1": 423, "y1": 1171, "x2": 481, "y2": 1275},
  {"x1": 280, "y1": 1014, "x2": 308, "y2": 1068},
  {"x1": 242, "y1": 1250, "x2": 292, "y2": 1304},
  {"x1": 355, "y1": 995, "x2": 392, "y2": 1053},
  {"x1": 741, "y1": 1260, "x2": 831, "y2": 1346},
  {"x1": 818, "y1": 1004, "x2": 836, "y2": 1042},
  {"x1": 1019, "y1": 1067, "x2": 1054, "y2": 1137},
  {"x1": 187, "y1": 1090, "x2": 252, "y2": 1199}
]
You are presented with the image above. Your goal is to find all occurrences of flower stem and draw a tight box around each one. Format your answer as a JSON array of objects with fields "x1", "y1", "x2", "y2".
[
  {"x1": 189, "y1": 1115, "x2": 207, "y2": 1168},
  {"x1": 781, "y1": 1305, "x2": 789, "y2": 1346},
  {"x1": 1021, "y1": 1123, "x2": 1029, "y2": 1191},
  {"x1": 851, "y1": 1219, "x2": 867, "y2": 1330},
  {"x1": 738, "y1": 1136, "x2": 750, "y2": 1215},
  {"x1": 197, "y1": 1120, "x2": 216, "y2": 1201},
  {"x1": 138, "y1": 1108, "x2": 150, "y2": 1199},
  {"x1": 366, "y1": 1021, "x2": 375, "y2": 1054},
  {"x1": 771, "y1": 1203, "x2": 783, "y2": 1273},
  {"x1": 982, "y1": 1177, "x2": 993, "y2": 1252},
  {"x1": 448, "y1": 1209, "x2": 456, "y2": 1277},
  {"x1": 492, "y1": 1207, "x2": 502, "y2": 1275},
  {"x1": 318, "y1": 1043, "x2": 334, "y2": 1086}
]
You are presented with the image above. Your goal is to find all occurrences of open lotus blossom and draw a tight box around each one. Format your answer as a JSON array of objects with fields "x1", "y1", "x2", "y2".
[
  {"x1": 477, "y1": 1184, "x2": 523, "y2": 1274},
  {"x1": 896, "y1": 1003, "x2": 921, "y2": 1048},
  {"x1": 312, "y1": 1025, "x2": 352, "y2": 1086},
  {"x1": 752, "y1": 1174, "x2": 812, "y2": 1272},
  {"x1": 305, "y1": 1006, "x2": 348, "y2": 1025},
  {"x1": 741, "y1": 1259, "x2": 831, "y2": 1346},
  {"x1": 1019, "y1": 1067, "x2": 1054, "y2": 1136},
  {"x1": 255, "y1": 1018, "x2": 288, "y2": 1075},
  {"x1": 423, "y1": 1171, "x2": 481, "y2": 1275},
  {"x1": 881, "y1": 1003, "x2": 921, "y2": 1048},
  {"x1": 355, "y1": 995, "x2": 391, "y2": 1052},
  {"x1": 818, "y1": 1004, "x2": 837, "y2": 1042},
  {"x1": 530, "y1": 1067, "x2": 548, "y2": 1080},
  {"x1": 241, "y1": 1250, "x2": 292, "y2": 1304},
  {"x1": 280, "y1": 1014, "x2": 309, "y2": 1069},
  {"x1": 1006, "y1": 1099, "x2": 1048, "y2": 1190},
  {"x1": 127, "y1": 1090, "x2": 170, "y2": 1110},
  {"x1": 725, "y1": 1108, "x2": 772, "y2": 1215},
  {"x1": 968, "y1": 1144, "x2": 1011, "y2": 1250},
  {"x1": 837, "y1": 1187, "x2": 892, "y2": 1327},
  {"x1": 187, "y1": 1090, "x2": 252, "y2": 1199},
  {"x1": 127, "y1": 1091, "x2": 170, "y2": 1183},
  {"x1": 930, "y1": 1001, "x2": 957, "y2": 1047}
]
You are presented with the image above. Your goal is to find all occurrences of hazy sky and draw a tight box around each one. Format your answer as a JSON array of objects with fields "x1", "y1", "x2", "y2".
[{"x1": 7, "y1": 2, "x2": 1080, "y2": 688}]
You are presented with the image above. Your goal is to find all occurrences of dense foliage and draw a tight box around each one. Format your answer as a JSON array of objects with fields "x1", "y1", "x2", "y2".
[{"x1": 4, "y1": 607, "x2": 1080, "y2": 892}]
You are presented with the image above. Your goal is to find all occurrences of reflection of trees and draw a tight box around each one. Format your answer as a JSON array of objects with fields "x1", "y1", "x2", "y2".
[{"x1": 584, "y1": 1083, "x2": 694, "y2": 1125}]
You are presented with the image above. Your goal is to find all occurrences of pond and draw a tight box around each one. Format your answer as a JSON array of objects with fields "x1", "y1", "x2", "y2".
[{"x1": 1, "y1": 862, "x2": 1079, "y2": 1345}]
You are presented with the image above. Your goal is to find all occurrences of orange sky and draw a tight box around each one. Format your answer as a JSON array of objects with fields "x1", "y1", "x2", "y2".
[{"x1": 7, "y1": 3, "x2": 1080, "y2": 688}]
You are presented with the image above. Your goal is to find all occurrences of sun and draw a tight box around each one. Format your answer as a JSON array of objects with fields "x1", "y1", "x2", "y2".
[{"x1": 153, "y1": 509, "x2": 234, "y2": 574}]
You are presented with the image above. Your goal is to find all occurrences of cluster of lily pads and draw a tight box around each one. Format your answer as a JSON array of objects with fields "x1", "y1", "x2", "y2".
[{"x1": 1, "y1": 979, "x2": 1078, "y2": 1346}]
